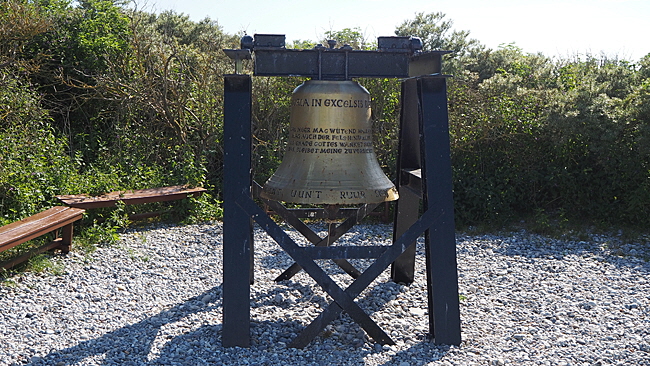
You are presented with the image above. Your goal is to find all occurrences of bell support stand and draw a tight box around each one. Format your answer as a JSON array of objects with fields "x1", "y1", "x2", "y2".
[
  {"x1": 222, "y1": 74, "x2": 254, "y2": 347},
  {"x1": 222, "y1": 34, "x2": 460, "y2": 348}
]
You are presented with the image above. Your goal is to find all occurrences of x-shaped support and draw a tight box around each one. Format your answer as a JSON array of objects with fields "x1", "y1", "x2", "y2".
[
  {"x1": 235, "y1": 195, "x2": 441, "y2": 348},
  {"x1": 253, "y1": 182, "x2": 379, "y2": 281}
]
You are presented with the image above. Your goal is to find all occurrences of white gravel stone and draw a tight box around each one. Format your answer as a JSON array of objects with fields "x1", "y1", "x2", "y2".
[{"x1": 0, "y1": 222, "x2": 648, "y2": 365}]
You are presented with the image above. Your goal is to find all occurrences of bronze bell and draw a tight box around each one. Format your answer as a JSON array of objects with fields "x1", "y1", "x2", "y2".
[{"x1": 260, "y1": 80, "x2": 398, "y2": 204}]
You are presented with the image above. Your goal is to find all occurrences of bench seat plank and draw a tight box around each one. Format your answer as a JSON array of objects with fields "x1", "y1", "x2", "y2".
[
  {"x1": 56, "y1": 185, "x2": 207, "y2": 209},
  {"x1": 0, "y1": 207, "x2": 85, "y2": 252}
]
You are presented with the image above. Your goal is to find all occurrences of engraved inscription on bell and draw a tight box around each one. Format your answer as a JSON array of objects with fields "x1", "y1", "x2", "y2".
[{"x1": 260, "y1": 80, "x2": 398, "y2": 204}]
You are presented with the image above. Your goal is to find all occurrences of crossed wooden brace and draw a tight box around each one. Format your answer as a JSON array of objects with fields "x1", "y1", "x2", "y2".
[
  {"x1": 235, "y1": 195, "x2": 440, "y2": 348},
  {"x1": 253, "y1": 181, "x2": 374, "y2": 281}
]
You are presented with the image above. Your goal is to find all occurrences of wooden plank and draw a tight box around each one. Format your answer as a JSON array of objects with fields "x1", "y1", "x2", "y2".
[
  {"x1": 0, "y1": 207, "x2": 84, "y2": 252},
  {"x1": 302, "y1": 245, "x2": 388, "y2": 259},
  {"x1": 56, "y1": 186, "x2": 207, "y2": 209},
  {"x1": 0, "y1": 207, "x2": 69, "y2": 235}
]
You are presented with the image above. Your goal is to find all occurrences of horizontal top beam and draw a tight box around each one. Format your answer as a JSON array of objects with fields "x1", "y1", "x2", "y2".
[{"x1": 224, "y1": 34, "x2": 451, "y2": 79}]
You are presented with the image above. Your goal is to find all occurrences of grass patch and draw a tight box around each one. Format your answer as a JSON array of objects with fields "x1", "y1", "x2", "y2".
[{"x1": 23, "y1": 254, "x2": 66, "y2": 275}]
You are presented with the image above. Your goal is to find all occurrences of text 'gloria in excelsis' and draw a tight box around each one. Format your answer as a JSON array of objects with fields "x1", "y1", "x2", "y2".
[{"x1": 292, "y1": 98, "x2": 371, "y2": 108}]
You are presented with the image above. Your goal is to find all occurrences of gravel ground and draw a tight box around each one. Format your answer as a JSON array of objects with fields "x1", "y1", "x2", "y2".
[{"x1": 1, "y1": 221, "x2": 648, "y2": 365}]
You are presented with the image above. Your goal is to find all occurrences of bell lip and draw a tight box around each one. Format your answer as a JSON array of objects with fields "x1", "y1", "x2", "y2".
[{"x1": 259, "y1": 186, "x2": 399, "y2": 205}]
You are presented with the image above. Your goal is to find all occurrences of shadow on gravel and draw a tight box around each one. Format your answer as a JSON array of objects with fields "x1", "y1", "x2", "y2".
[
  {"x1": 30, "y1": 222, "x2": 447, "y2": 366},
  {"x1": 29, "y1": 278, "x2": 450, "y2": 366},
  {"x1": 29, "y1": 276, "x2": 448, "y2": 366},
  {"x1": 29, "y1": 285, "x2": 225, "y2": 366}
]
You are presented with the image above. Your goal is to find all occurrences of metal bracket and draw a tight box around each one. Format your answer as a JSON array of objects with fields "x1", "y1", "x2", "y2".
[{"x1": 222, "y1": 49, "x2": 251, "y2": 75}]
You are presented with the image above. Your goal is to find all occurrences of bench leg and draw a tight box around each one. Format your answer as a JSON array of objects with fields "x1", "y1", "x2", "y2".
[{"x1": 60, "y1": 223, "x2": 74, "y2": 253}]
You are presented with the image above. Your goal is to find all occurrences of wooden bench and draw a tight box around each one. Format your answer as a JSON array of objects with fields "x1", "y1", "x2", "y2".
[
  {"x1": 0, "y1": 206, "x2": 85, "y2": 270},
  {"x1": 56, "y1": 185, "x2": 207, "y2": 220}
]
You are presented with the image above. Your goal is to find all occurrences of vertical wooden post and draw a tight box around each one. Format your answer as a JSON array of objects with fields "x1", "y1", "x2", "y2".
[
  {"x1": 392, "y1": 78, "x2": 422, "y2": 284},
  {"x1": 419, "y1": 76, "x2": 461, "y2": 346},
  {"x1": 222, "y1": 74, "x2": 254, "y2": 348},
  {"x1": 60, "y1": 222, "x2": 74, "y2": 253}
]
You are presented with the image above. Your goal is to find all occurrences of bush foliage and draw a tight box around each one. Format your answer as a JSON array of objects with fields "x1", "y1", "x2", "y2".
[{"x1": 1, "y1": 1, "x2": 649, "y2": 231}]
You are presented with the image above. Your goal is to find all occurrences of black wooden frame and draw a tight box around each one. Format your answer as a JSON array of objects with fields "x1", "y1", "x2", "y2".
[{"x1": 222, "y1": 36, "x2": 460, "y2": 348}]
